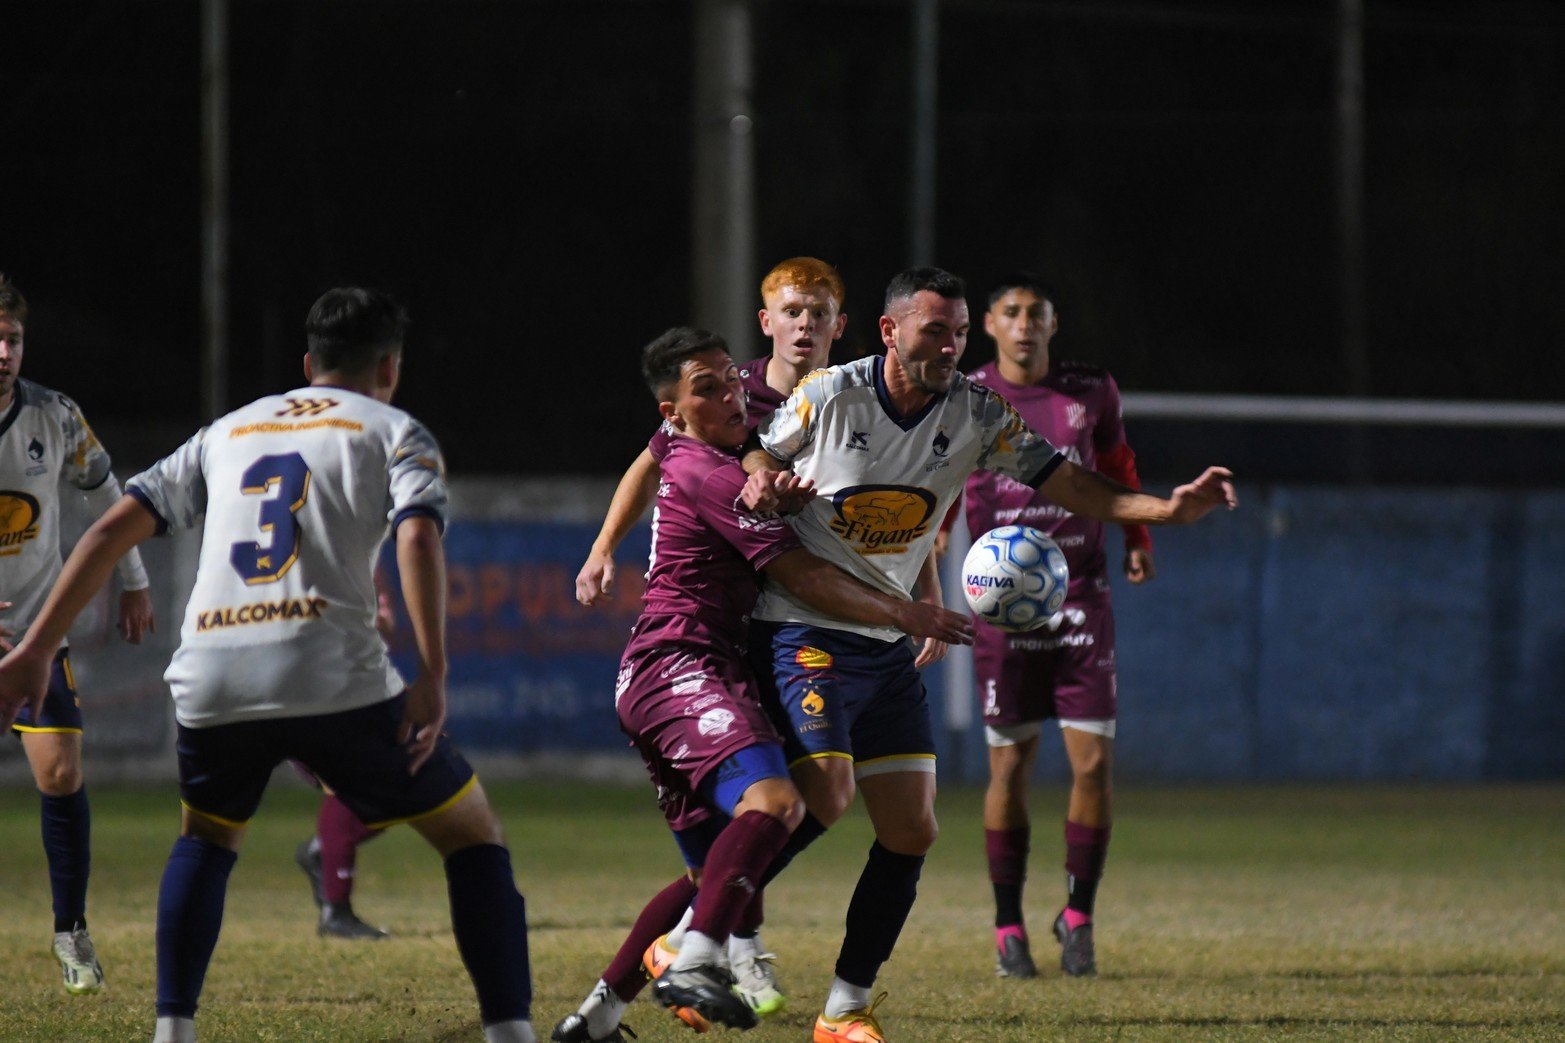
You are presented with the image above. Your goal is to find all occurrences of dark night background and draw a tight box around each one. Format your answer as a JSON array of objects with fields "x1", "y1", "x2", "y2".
[{"x1": 6, "y1": 0, "x2": 1563, "y2": 483}]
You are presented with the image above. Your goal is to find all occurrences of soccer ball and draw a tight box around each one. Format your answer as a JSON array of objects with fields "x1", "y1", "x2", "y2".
[{"x1": 961, "y1": 525, "x2": 1070, "y2": 632}]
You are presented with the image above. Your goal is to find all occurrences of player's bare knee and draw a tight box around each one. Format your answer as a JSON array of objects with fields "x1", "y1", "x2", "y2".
[
  {"x1": 878, "y1": 814, "x2": 938, "y2": 856},
  {"x1": 181, "y1": 808, "x2": 246, "y2": 852},
  {"x1": 35, "y1": 762, "x2": 83, "y2": 796}
]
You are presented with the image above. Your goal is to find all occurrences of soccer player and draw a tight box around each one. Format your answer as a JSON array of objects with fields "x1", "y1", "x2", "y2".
[
  {"x1": 743, "y1": 267, "x2": 1236, "y2": 1043},
  {"x1": 942, "y1": 272, "x2": 1153, "y2": 978},
  {"x1": 294, "y1": 569, "x2": 398, "y2": 940},
  {"x1": 571, "y1": 257, "x2": 850, "y2": 1017},
  {"x1": 550, "y1": 327, "x2": 972, "y2": 1043},
  {"x1": 0, "y1": 288, "x2": 536, "y2": 1043},
  {"x1": 0, "y1": 274, "x2": 156, "y2": 995}
]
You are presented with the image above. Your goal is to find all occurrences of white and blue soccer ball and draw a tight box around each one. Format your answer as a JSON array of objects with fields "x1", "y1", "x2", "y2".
[{"x1": 961, "y1": 525, "x2": 1070, "y2": 632}]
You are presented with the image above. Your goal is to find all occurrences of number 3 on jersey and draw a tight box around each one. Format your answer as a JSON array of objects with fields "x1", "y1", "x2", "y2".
[{"x1": 230, "y1": 452, "x2": 312, "y2": 584}]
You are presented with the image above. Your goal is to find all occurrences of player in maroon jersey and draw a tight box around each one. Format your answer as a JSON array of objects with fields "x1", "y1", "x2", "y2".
[
  {"x1": 574, "y1": 256, "x2": 848, "y2": 608},
  {"x1": 571, "y1": 257, "x2": 847, "y2": 1018},
  {"x1": 939, "y1": 273, "x2": 1154, "y2": 979},
  {"x1": 551, "y1": 328, "x2": 971, "y2": 1043}
]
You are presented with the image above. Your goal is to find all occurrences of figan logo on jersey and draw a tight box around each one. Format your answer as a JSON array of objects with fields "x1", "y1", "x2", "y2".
[
  {"x1": 828, "y1": 485, "x2": 936, "y2": 555},
  {"x1": 0, "y1": 492, "x2": 41, "y2": 556}
]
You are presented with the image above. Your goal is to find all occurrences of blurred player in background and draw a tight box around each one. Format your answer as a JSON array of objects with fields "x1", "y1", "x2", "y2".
[
  {"x1": 0, "y1": 288, "x2": 537, "y2": 1043},
  {"x1": 0, "y1": 274, "x2": 156, "y2": 995},
  {"x1": 552, "y1": 327, "x2": 971, "y2": 1043},
  {"x1": 572, "y1": 257, "x2": 849, "y2": 1018},
  {"x1": 293, "y1": 566, "x2": 399, "y2": 940},
  {"x1": 742, "y1": 266, "x2": 1234, "y2": 1042},
  {"x1": 936, "y1": 273, "x2": 1152, "y2": 979}
]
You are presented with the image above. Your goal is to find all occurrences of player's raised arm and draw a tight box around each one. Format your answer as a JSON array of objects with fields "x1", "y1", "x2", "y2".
[
  {"x1": 394, "y1": 515, "x2": 448, "y2": 774},
  {"x1": 1038, "y1": 458, "x2": 1236, "y2": 526},
  {"x1": 0, "y1": 495, "x2": 158, "y2": 728},
  {"x1": 763, "y1": 548, "x2": 973, "y2": 647},
  {"x1": 576, "y1": 447, "x2": 660, "y2": 605}
]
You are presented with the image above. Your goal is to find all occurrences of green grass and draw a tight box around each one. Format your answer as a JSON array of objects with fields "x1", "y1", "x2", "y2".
[{"x1": 1, "y1": 781, "x2": 1562, "y2": 1041}]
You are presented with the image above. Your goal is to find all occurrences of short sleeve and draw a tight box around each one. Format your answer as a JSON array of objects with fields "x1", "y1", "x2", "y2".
[
  {"x1": 1093, "y1": 372, "x2": 1128, "y2": 453},
  {"x1": 974, "y1": 392, "x2": 1066, "y2": 487},
  {"x1": 647, "y1": 421, "x2": 675, "y2": 464},
  {"x1": 388, "y1": 418, "x2": 449, "y2": 534},
  {"x1": 694, "y1": 462, "x2": 801, "y2": 571},
  {"x1": 56, "y1": 394, "x2": 114, "y2": 491},
  {"x1": 758, "y1": 368, "x2": 831, "y2": 464},
  {"x1": 127, "y1": 428, "x2": 210, "y2": 534}
]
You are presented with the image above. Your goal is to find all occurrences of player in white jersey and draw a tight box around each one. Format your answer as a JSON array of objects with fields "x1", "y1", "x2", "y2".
[
  {"x1": 0, "y1": 288, "x2": 536, "y2": 1043},
  {"x1": 0, "y1": 274, "x2": 155, "y2": 995},
  {"x1": 743, "y1": 267, "x2": 1237, "y2": 1043}
]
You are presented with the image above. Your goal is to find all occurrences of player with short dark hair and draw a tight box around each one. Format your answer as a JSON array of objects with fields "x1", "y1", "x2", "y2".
[
  {"x1": 0, "y1": 273, "x2": 156, "y2": 995},
  {"x1": 571, "y1": 258, "x2": 852, "y2": 1020},
  {"x1": 0, "y1": 287, "x2": 536, "y2": 1043},
  {"x1": 939, "y1": 272, "x2": 1153, "y2": 978},
  {"x1": 551, "y1": 327, "x2": 972, "y2": 1043},
  {"x1": 742, "y1": 266, "x2": 1236, "y2": 1043}
]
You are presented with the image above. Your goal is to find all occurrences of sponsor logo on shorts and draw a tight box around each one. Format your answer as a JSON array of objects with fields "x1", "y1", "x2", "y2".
[
  {"x1": 795, "y1": 647, "x2": 833, "y2": 669},
  {"x1": 614, "y1": 666, "x2": 633, "y2": 701},
  {"x1": 195, "y1": 596, "x2": 327, "y2": 632},
  {"x1": 670, "y1": 671, "x2": 708, "y2": 696},
  {"x1": 800, "y1": 690, "x2": 825, "y2": 717},
  {"x1": 698, "y1": 708, "x2": 735, "y2": 737}
]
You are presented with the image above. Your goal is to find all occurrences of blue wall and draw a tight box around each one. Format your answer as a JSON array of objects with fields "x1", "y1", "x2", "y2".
[{"x1": 406, "y1": 488, "x2": 1565, "y2": 782}]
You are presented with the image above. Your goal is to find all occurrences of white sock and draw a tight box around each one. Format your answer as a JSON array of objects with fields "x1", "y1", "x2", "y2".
[
  {"x1": 152, "y1": 1016, "x2": 196, "y2": 1043},
  {"x1": 482, "y1": 1019, "x2": 536, "y2": 1043},
  {"x1": 577, "y1": 980, "x2": 628, "y2": 1038},
  {"x1": 728, "y1": 932, "x2": 763, "y2": 961},
  {"x1": 665, "y1": 904, "x2": 696, "y2": 950},
  {"x1": 670, "y1": 929, "x2": 722, "y2": 972},
  {"x1": 824, "y1": 977, "x2": 872, "y2": 1019}
]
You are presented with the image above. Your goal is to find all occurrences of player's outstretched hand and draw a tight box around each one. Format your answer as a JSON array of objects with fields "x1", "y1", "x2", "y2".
[
  {"x1": 893, "y1": 601, "x2": 975, "y2": 648},
  {"x1": 914, "y1": 637, "x2": 948, "y2": 668},
  {"x1": 0, "y1": 601, "x2": 13, "y2": 653},
  {"x1": 398, "y1": 674, "x2": 448, "y2": 775},
  {"x1": 118, "y1": 588, "x2": 156, "y2": 644},
  {"x1": 1167, "y1": 466, "x2": 1238, "y2": 524},
  {"x1": 575, "y1": 549, "x2": 616, "y2": 606},
  {"x1": 1124, "y1": 547, "x2": 1156, "y2": 585},
  {"x1": 0, "y1": 644, "x2": 53, "y2": 731}
]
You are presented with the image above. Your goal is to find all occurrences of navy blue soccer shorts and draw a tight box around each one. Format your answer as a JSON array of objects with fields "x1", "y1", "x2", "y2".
[
  {"x1": 10, "y1": 649, "x2": 82, "y2": 735},
  {"x1": 176, "y1": 692, "x2": 476, "y2": 830},
  {"x1": 749, "y1": 620, "x2": 936, "y2": 779}
]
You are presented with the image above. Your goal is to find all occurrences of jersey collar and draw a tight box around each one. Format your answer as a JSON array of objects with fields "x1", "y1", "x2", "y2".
[{"x1": 872, "y1": 355, "x2": 942, "y2": 431}]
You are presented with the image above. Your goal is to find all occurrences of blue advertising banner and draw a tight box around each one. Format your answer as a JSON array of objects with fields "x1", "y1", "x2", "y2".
[{"x1": 387, "y1": 519, "x2": 651, "y2": 754}]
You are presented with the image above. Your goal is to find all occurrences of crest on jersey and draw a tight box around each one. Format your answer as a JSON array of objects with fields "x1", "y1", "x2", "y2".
[
  {"x1": 26, "y1": 438, "x2": 43, "y2": 462},
  {"x1": 0, "y1": 491, "x2": 41, "y2": 556},
  {"x1": 828, "y1": 485, "x2": 936, "y2": 555},
  {"x1": 932, "y1": 428, "x2": 950, "y2": 456}
]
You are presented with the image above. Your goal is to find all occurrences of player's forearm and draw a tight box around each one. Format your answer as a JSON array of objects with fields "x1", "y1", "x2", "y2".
[
  {"x1": 18, "y1": 496, "x2": 157, "y2": 656},
  {"x1": 766, "y1": 549, "x2": 909, "y2": 632},
  {"x1": 592, "y1": 449, "x2": 660, "y2": 555},
  {"x1": 395, "y1": 518, "x2": 448, "y2": 678},
  {"x1": 1039, "y1": 459, "x2": 1175, "y2": 526},
  {"x1": 742, "y1": 447, "x2": 786, "y2": 476},
  {"x1": 914, "y1": 547, "x2": 943, "y2": 603}
]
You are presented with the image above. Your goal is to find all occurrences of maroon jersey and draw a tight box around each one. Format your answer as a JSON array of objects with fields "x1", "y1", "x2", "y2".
[
  {"x1": 963, "y1": 360, "x2": 1128, "y2": 600},
  {"x1": 621, "y1": 435, "x2": 802, "y2": 668},
  {"x1": 647, "y1": 356, "x2": 791, "y2": 463}
]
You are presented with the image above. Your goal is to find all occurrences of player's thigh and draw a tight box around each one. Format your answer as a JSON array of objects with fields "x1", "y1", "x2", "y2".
[
  {"x1": 175, "y1": 718, "x2": 289, "y2": 835},
  {"x1": 1050, "y1": 600, "x2": 1118, "y2": 724},
  {"x1": 987, "y1": 729, "x2": 1043, "y2": 788},
  {"x1": 858, "y1": 769, "x2": 938, "y2": 856},
  {"x1": 408, "y1": 779, "x2": 505, "y2": 858},
  {"x1": 748, "y1": 621, "x2": 860, "y2": 762},
  {"x1": 847, "y1": 641, "x2": 936, "y2": 775},
  {"x1": 289, "y1": 693, "x2": 478, "y2": 833},
  {"x1": 1061, "y1": 726, "x2": 1114, "y2": 784}
]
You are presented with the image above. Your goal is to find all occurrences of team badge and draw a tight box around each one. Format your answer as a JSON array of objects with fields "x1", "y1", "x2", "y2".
[
  {"x1": 698, "y1": 708, "x2": 735, "y2": 737},
  {"x1": 800, "y1": 690, "x2": 826, "y2": 717}
]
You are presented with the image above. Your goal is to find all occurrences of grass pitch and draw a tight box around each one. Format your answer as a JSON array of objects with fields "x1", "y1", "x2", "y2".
[{"x1": 0, "y1": 780, "x2": 1561, "y2": 1041}]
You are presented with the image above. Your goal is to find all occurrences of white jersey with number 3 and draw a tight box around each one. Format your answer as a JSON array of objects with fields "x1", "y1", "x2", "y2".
[
  {"x1": 127, "y1": 387, "x2": 447, "y2": 727},
  {"x1": 754, "y1": 355, "x2": 1064, "y2": 641}
]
